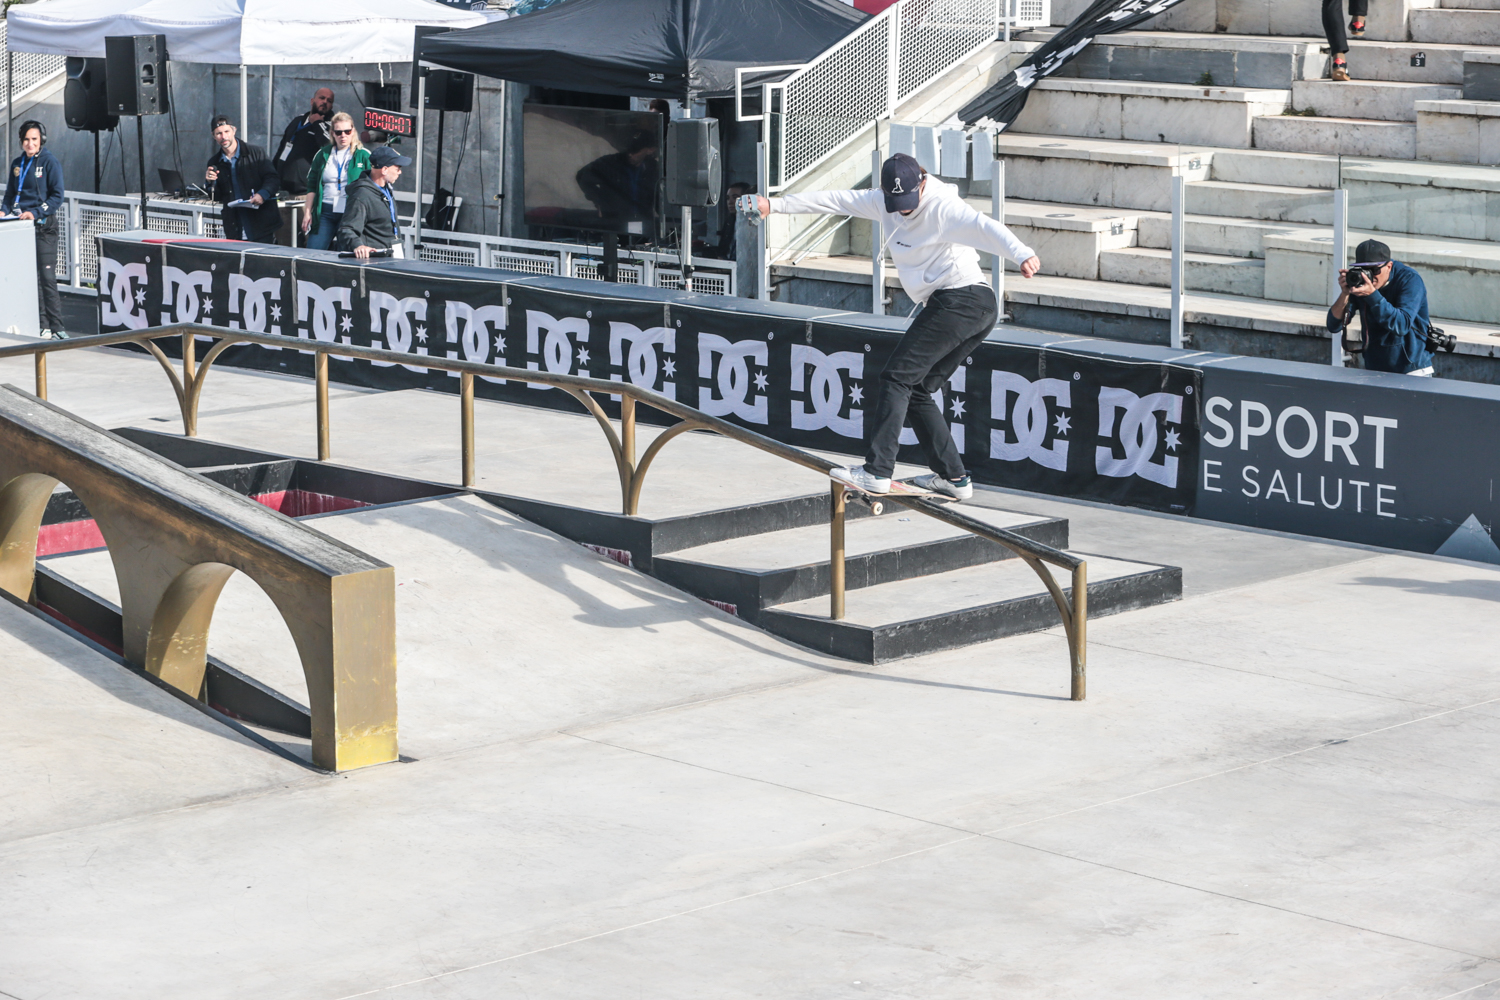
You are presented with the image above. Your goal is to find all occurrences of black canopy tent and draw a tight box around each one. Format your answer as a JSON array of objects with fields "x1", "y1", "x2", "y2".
[
  {"x1": 416, "y1": 0, "x2": 867, "y2": 101},
  {"x1": 416, "y1": 0, "x2": 866, "y2": 284}
]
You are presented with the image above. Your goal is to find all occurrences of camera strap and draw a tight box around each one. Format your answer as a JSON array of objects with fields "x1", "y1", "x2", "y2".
[{"x1": 1340, "y1": 300, "x2": 1365, "y2": 354}]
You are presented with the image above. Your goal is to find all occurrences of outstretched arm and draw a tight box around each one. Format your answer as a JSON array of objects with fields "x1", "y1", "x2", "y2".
[
  {"x1": 761, "y1": 188, "x2": 884, "y2": 221},
  {"x1": 941, "y1": 199, "x2": 1039, "y2": 275}
]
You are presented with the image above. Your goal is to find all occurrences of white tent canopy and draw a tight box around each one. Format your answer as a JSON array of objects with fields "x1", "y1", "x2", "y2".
[{"x1": 6, "y1": 0, "x2": 489, "y2": 64}]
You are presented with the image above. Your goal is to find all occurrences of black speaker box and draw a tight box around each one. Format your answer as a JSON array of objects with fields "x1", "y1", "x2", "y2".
[
  {"x1": 664, "y1": 118, "x2": 721, "y2": 207},
  {"x1": 65, "y1": 57, "x2": 118, "y2": 131},
  {"x1": 424, "y1": 70, "x2": 474, "y2": 113},
  {"x1": 411, "y1": 26, "x2": 473, "y2": 113},
  {"x1": 105, "y1": 34, "x2": 170, "y2": 116}
]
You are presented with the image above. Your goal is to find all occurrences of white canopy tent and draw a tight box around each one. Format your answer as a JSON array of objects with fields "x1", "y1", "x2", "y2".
[{"x1": 6, "y1": 0, "x2": 490, "y2": 155}]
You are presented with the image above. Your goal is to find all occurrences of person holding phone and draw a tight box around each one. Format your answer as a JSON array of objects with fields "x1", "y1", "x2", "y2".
[{"x1": 205, "y1": 115, "x2": 282, "y2": 243}]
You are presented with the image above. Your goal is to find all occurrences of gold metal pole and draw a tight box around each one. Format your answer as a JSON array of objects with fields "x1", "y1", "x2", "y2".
[
  {"x1": 619, "y1": 395, "x2": 637, "y2": 514},
  {"x1": 830, "y1": 480, "x2": 846, "y2": 621},
  {"x1": 34, "y1": 351, "x2": 46, "y2": 401},
  {"x1": 315, "y1": 352, "x2": 330, "y2": 461},
  {"x1": 181, "y1": 330, "x2": 197, "y2": 436},
  {"x1": 460, "y1": 371, "x2": 475, "y2": 488},
  {"x1": 1070, "y1": 562, "x2": 1088, "y2": 701}
]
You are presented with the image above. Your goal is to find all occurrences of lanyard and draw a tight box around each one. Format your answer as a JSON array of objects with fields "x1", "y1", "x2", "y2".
[
  {"x1": 378, "y1": 183, "x2": 398, "y2": 229},
  {"x1": 13, "y1": 153, "x2": 34, "y2": 210},
  {"x1": 332, "y1": 149, "x2": 351, "y2": 192}
]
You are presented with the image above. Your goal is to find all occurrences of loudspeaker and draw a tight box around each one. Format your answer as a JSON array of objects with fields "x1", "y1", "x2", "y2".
[
  {"x1": 104, "y1": 34, "x2": 170, "y2": 116},
  {"x1": 411, "y1": 26, "x2": 474, "y2": 113},
  {"x1": 664, "y1": 118, "x2": 721, "y2": 207},
  {"x1": 65, "y1": 57, "x2": 118, "y2": 132},
  {"x1": 424, "y1": 70, "x2": 473, "y2": 113}
]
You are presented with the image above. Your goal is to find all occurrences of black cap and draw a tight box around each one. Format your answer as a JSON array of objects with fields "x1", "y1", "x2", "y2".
[
  {"x1": 369, "y1": 146, "x2": 412, "y2": 168},
  {"x1": 1354, "y1": 238, "x2": 1392, "y2": 266},
  {"x1": 881, "y1": 153, "x2": 923, "y2": 213}
]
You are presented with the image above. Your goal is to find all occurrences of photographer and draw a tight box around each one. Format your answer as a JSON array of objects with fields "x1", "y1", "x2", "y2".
[{"x1": 1327, "y1": 239, "x2": 1435, "y2": 376}]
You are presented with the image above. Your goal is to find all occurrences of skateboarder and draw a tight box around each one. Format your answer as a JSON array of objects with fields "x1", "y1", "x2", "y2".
[{"x1": 746, "y1": 153, "x2": 1040, "y2": 500}]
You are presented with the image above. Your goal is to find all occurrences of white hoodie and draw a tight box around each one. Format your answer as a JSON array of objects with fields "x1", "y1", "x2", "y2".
[{"x1": 770, "y1": 177, "x2": 1035, "y2": 306}]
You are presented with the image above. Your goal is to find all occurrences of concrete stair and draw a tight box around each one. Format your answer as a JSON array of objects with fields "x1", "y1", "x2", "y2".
[
  {"x1": 1099, "y1": 246, "x2": 1267, "y2": 296},
  {"x1": 1009, "y1": 78, "x2": 1290, "y2": 148},
  {"x1": 1291, "y1": 79, "x2": 1463, "y2": 120},
  {"x1": 1252, "y1": 116, "x2": 1417, "y2": 159},
  {"x1": 1412, "y1": 8, "x2": 1500, "y2": 44}
]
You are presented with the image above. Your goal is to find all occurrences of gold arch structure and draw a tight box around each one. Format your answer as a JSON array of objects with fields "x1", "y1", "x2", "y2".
[{"x1": 0, "y1": 384, "x2": 398, "y2": 771}]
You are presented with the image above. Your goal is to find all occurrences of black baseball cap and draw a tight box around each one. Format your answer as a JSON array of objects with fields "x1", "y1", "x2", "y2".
[
  {"x1": 369, "y1": 146, "x2": 412, "y2": 168},
  {"x1": 1354, "y1": 238, "x2": 1391, "y2": 266},
  {"x1": 881, "y1": 153, "x2": 923, "y2": 213}
]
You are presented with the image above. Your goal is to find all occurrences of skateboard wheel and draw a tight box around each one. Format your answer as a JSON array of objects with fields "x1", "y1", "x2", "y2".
[{"x1": 870, "y1": 501, "x2": 884, "y2": 515}]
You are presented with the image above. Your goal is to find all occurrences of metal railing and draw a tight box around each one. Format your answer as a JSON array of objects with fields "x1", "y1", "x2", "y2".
[
  {"x1": 57, "y1": 192, "x2": 736, "y2": 296},
  {"x1": 756, "y1": 0, "x2": 1048, "y2": 191},
  {"x1": 1, "y1": 323, "x2": 1089, "y2": 700}
]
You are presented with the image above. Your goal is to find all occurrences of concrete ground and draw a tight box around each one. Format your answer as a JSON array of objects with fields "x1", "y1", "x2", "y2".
[{"x1": 2, "y1": 338, "x2": 1499, "y2": 999}]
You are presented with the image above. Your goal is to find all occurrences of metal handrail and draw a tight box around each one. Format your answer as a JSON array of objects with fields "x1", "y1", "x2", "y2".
[{"x1": 0, "y1": 323, "x2": 1088, "y2": 699}]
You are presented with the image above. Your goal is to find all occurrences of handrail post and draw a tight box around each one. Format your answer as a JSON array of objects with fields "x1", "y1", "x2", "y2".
[
  {"x1": 830, "y1": 481, "x2": 846, "y2": 620},
  {"x1": 1070, "y1": 562, "x2": 1088, "y2": 700},
  {"x1": 315, "y1": 352, "x2": 331, "y2": 461},
  {"x1": 34, "y1": 351, "x2": 46, "y2": 401},
  {"x1": 460, "y1": 371, "x2": 475, "y2": 488},
  {"x1": 620, "y1": 395, "x2": 638, "y2": 514},
  {"x1": 181, "y1": 330, "x2": 197, "y2": 436}
]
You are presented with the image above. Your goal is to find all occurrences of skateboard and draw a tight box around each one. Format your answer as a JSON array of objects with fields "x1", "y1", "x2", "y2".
[{"x1": 829, "y1": 470, "x2": 958, "y2": 516}]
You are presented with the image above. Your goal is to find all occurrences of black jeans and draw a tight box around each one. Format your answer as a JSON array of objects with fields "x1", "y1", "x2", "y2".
[
  {"x1": 34, "y1": 216, "x2": 63, "y2": 334},
  {"x1": 1322, "y1": 0, "x2": 1369, "y2": 54},
  {"x1": 865, "y1": 283, "x2": 998, "y2": 480}
]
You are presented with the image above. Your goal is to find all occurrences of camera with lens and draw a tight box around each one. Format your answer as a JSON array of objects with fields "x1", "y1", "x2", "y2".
[
  {"x1": 1427, "y1": 324, "x2": 1457, "y2": 354},
  {"x1": 1346, "y1": 263, "x2": 1382, "y2": 291}
]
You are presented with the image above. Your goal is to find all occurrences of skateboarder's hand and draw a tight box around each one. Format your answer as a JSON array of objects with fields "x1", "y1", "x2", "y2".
[
  {"x1": 751, "y1": 195, "x2": 770, "y2": 218},
  {"x1": 1020, "y1": 255, "x2": 1040, "y2": 278}
]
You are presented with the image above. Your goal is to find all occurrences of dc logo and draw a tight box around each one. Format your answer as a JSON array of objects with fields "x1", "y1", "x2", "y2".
[
  {"x1": 902, "y1": 366, "x2": 967, "y2": 452},
  {"x1": 609, "y1": 322, "x2": 676, "y2": 400},
  {"x1": 446, "y1": 300, "x2": 507, "y2": 383},
  {"x1": 1095, "y1": 386, "x2": 1183, "y2": 488},
  {"x1": 791, "y1": 344, "x2": 863, "y2": 440},
  {"x1": 99, "y1": 258, "x2": 148, "y2": 331},
  {"x1": 369, "y1": 291, "x2": 429, "y2": 373},
  {"x1": 990, "y1": 371, "x2": 1071, "y2": 471},
  {"x1": 525, "y1": 309, "x2": 589, "y2": 390},
  {"x1": 228, "y1": 275, "x2": 283, "y2": 336},
  {"x1": 161, "y1": 266, "x2": 212, "y2": 325},
  {"x1": 698, "y1": 333, "x2": 767, "y2": 425},
  {"x1": 296, "y1": 280, "x2": 352, "y2": 344}
]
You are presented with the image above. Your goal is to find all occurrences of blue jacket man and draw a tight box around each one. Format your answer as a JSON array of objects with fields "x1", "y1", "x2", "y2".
[
  {"x1": 4, "y1": 120, "x2": 66, "y2": 338},
  {"x1": 1326, "y1": 238, "x2": 1434, "y2": 375}
]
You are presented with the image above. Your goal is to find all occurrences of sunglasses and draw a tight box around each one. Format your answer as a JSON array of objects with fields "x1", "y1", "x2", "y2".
[{"x1": 333, "y1": 128, "x2": 353, "y2": 136}]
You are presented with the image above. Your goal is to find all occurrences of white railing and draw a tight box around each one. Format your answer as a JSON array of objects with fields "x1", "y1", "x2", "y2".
[
  {"x1": 751, "y1": 0, "x2": 1047, "y2": 191},
  {"x1": 2, "y1": 20, "x2": 66, "y2": 108},
  {"x1": 58, "y1": 192, "x2": 735, "y2": 297}
]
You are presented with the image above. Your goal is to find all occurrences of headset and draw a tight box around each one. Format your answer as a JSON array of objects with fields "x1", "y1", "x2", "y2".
[{"x1": 18, "y1": 120, "x2": 45, "y2": 146}]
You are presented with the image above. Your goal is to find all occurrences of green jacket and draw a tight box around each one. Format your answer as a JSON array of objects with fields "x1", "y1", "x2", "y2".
[{"x1": 304, "y1": 145, "x2": 372, "y2": 216}]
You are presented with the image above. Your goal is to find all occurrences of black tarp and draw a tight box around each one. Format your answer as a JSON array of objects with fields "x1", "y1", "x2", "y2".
[
  {"x1": 958, "y1": 0, "x2": 1193, "y2": 129},
  {"x1": 418, "y1": 0, "x2": 867, "y2": 101}
]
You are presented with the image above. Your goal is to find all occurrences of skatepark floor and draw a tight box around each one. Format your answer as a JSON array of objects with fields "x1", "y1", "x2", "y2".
[{"x1": 3, "y1": 338, "x2": 1499, "y2": 999}]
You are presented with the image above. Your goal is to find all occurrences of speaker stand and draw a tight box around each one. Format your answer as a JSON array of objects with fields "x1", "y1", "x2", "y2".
[
  {"x1": 602, "y1": 231, "x2": 618, "y2": 283},
  {"x1": 94, "y1": 131, "x2": 101, "y2": 194},
  {"x1": 136, "y1": 117, "x2": 147, "y2": 224}
]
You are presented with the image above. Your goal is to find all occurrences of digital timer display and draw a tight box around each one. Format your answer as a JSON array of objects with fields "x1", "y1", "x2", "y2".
[{"x1": 364, "y1": 108, "x2": 415, "y2": 137}]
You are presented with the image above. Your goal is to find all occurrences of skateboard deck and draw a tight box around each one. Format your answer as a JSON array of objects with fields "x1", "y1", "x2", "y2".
[{"x1": 829, "y1": 471, "x2": 959, "y2": 515}]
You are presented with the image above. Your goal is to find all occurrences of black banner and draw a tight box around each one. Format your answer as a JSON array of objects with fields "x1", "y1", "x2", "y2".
[
  {"x1": 100, "y1": 232, "x2": 1500, "y2": 563},
  {"x1": 958, "y1": 0, "x2": 1195, "y2": 130}
]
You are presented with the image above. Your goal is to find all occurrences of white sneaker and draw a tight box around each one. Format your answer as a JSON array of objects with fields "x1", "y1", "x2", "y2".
[
  {"x1": 910, "y1": 473, "x2": 973, "y2": 501},
  {"x1": 833, "y1": 465, "x2": 892, "y2": 494}
]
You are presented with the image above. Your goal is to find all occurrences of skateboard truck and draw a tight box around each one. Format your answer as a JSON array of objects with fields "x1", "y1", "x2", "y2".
[{"x1": 842, "y1": 489, "x2": 884, "y2": 516}]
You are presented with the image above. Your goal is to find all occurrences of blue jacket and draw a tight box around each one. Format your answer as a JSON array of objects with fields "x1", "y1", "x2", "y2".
[
  {"x1": 1326, "y1": 260, "x2": 1433, "y2": 374},
  {"x1": 4, "y1": 147, "x2": 64, "y2": 219}
]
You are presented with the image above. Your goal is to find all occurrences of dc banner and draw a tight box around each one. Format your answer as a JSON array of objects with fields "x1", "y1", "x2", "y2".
[
  {"x1": 99, "y1": 234, "x2": 1202, "y2": 513},
  {"x1": 958, "y1": 0, "x2": 1194, "y2": 130}
]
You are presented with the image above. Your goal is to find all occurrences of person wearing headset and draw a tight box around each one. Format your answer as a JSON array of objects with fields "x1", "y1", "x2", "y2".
[{"x1": 4, "y1": 120, "x2": 66, "y2": 339}]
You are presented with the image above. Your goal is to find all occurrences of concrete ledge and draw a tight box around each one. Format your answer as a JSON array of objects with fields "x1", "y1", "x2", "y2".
[
  {"x1": 1011, "y1": 80, "x2": 1289, "y2": 149},
  {"x1": 1414, "y1": 98, "x2": 1500, "y2": 163},
  {"x1": 1252, "y1": 115, "x2": 1418, "y2": 159}
]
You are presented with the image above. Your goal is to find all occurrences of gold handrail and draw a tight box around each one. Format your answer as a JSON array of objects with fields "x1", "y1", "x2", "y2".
[{"x1": 0, "y1": 324, "x2": 1088, "y2": 699}]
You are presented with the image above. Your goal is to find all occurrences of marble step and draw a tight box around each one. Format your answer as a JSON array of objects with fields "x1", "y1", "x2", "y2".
[
  {"x1": 1442, "y1": 0, "x2": 1500, "y2": 10},
  {"x1": 1033, "y1": 29, "x2": 1321, "y2": 89},
  {"x1": 1291, "y1": 79, "x2": 1463, "y2": 121},
  {"x1": 1134, "y1": 212, "x2": 1328, "y2": 257},
  {"x1": 965, "y1": 197, "x2": 1141, "y2": 280},
  {"x1": 1321, "y1": 40, "x2": 1473, "y2": 85},
  {"x1": 1009, "y1": 78, "x2": 1290, "y2": 149},
  {"x1": 1099, "y1": 246, "x2": 1267, "y2": 296},
  {"x1": 1411, "y1": 8, "x2": 1500, "y2": 44},
  {"x1": 1253, "y1": 114, "x2": 1418, "y2": 158},
  {"x1": 1186, "y1": 180, "x2": 1335, "y2": 223},
  {"x1": 1262, "y1": 228, "x2": 1500, "y2": 322},
  {"x1": 1415, "y1": 99, "x2": 1500, "y2": 164},
  {"x1": 1145, "y1": 0, "x2": 1438, "y2": 43},
  {"x1": 762, "y1": 552, "x2": 1180, "y2": 664}
]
